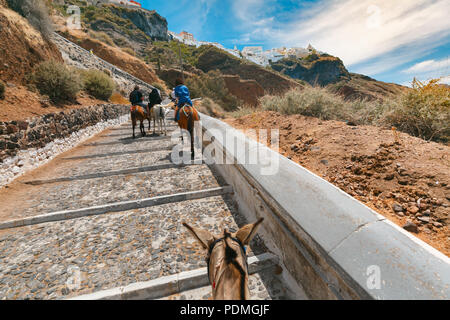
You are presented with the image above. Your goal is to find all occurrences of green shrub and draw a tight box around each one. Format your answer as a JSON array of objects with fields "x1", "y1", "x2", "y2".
[
  {"x1": 7, "y1": 0, "x2": 53, "y2": 38},
  {"x1": 382, "y1": 79, "x2": 449, "y2": 142},
  {"x1": 81, "y1": 69, "x2": 115, "y2": 101},
  {"x1": 186, "y1": 70, "x2": 241, "y2": 111},
  {"x1": 33, "y1": 60, "x2": 82, "y2": 103},
  {"x1": 197, "y1": 97, "x2": 225, "y2": 118},
  {"x1": 0, "y1": 81, "x2": 5, "y2": 100}
]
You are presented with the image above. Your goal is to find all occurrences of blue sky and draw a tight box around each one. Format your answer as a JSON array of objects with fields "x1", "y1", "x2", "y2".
[{"x1": 142, "y1": 0, "x2": 450, "y2": 86}]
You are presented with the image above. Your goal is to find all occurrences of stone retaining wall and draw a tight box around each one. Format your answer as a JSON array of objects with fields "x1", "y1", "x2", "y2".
[{"x1": 0, "y1": 104, "x2": 128, "y2": 162}]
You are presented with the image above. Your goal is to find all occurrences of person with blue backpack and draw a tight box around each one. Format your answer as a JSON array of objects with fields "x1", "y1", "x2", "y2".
[{"x1": 173, "y1": 78, "x2": 193, "y2": 122}]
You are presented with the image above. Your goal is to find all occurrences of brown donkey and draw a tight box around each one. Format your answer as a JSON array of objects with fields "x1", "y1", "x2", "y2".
[
  {"x1": 182, "y1": 218, "x2": 264, "y2": 300},
  {"x1": 130, "y1": 105, "x2": 151, "y2": 139}
]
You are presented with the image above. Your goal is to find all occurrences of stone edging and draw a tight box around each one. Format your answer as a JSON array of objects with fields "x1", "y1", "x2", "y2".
[{"x1": 68, "y1": 253, "x2": 278, "y2": 300}]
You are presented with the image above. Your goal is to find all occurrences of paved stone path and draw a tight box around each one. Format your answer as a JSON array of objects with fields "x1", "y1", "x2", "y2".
[{"x1": 0, "y1": 118, "x2": 288, "y2": 300}]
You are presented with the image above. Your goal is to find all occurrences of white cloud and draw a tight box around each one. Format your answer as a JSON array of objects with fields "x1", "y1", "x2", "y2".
[
  {"x1": 403, "y1": 58, "x2": 450, "y2": 74},
  {"x1": 231, "y1": 0, "x2": 450, "y2": 75}
]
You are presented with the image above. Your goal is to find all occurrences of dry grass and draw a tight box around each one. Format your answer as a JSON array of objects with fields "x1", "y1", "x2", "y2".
[
  {"x1": 109, "y1": 92, "x2": 130, "y2": 105},
  {"x1": 88, "y1": 30, "x2": 115, "y2": 47},
  {"x1": 7, "y1": 0, "x2": 53, "y2": 38},
  {"x1": 228, "y1": 106, "x2": 257, "y2": 118},
  {"x1": 259, "y1": 79, "x2": 449, "y2": 143},
  {"x1": 121, "y1": 47, "x2": 136, "y2": 57}
]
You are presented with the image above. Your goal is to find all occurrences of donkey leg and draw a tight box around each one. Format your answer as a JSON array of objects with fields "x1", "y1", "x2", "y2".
[
  {"x1": 190, "y1": 129, "x2": 195, "y2": 160},
  {"x1": 141, "y1": 121, "x2": 146, "y2": 137}
]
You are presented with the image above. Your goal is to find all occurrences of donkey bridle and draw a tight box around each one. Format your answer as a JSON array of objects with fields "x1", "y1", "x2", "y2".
[{"x1": 206, "y1": 236, "x2": 249, "y2": 297}]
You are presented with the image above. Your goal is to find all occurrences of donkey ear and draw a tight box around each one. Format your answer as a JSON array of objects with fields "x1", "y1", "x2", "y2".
[
  {"x1": 182, "y1": 222, "x2": 215, "y2": 249},
  {"x1": 236, "y1": 218, "x2": 264, "y2": 246}
]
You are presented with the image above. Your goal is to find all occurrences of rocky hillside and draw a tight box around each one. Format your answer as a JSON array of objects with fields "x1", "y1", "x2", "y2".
[
  {"x1": 328, "y1": 73, "x2": 408, "y2": 101},
  {"x1": 51, "y1": 0, "x2": 169, "y2": 54},
  {"x1": 270, "y1": 53, "x2": 350, "y2": 86},
  {"x1": 196, "y1": 46, "x2": 302, "y2": 94},
  {"x1": 270, "y1": 53, "x2": 407, "y2": 101}
]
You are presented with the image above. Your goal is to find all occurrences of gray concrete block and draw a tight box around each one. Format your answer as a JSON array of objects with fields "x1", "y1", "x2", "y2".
[{"x1": 329, "y1": 219, "x2": 450, "y2": 300}]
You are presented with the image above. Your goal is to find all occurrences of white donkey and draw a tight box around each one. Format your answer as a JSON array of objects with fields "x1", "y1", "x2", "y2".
[{"x1": 151, "y1": 103, "x2": 172, "y2": 136}]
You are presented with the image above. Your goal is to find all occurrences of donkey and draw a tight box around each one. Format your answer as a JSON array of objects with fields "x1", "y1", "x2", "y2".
[
  {"x1": 182, "y1": 218, "x2": 264, "y2": 300},
  {"x1": 130, "y1": 105, "x2": 150, "y2": 139},
  {"x1": 151, "y1": 104, "x2": 171, "y2": 136},
  {"x1": 175, "y1": 104, "x2": 200, "y2": 160}
]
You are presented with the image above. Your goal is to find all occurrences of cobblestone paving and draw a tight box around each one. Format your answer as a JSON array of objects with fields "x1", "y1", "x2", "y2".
[
  {"x1": 0, "y1": 120, "x2": 281, "y2": 300},
  {"x1": 0, "y1": 196, "x2": 266, "y2": 300}
]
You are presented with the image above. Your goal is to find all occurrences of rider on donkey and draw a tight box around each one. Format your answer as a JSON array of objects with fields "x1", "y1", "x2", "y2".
[
  {"x1": 148, "y1": 87, "x2": 162, "y2": 114},
  {"x1": 173, "y1": 78, "x2": 193, "y2": 122},
  {"x1": 129, "y1": 85, "x2": 148, "y2": 114}
]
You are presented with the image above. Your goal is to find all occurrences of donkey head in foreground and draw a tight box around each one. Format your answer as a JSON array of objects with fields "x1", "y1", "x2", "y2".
[{"x1": 182, "y1": 218, "x2": 264, "y2": 300}]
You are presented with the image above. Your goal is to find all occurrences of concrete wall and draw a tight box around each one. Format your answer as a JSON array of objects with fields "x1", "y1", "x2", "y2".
[{"x1": 199, "y1": 113, "x2": 450, "y2": 300}]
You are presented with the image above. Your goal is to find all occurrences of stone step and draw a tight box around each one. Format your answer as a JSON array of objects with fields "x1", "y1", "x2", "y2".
[
  {"x1": 0, "y1": 195, "x2": 268, "y2": 300},
  {"x1": 0, "y1": 186, "x2": 233, "y2": 230},
  {"x1": 23, "y1": 162, "x2": 203, "y2": 185},
  {"x1": 69, "y1": 253, "x2": 279, "y2": 300},
  {"x1": 0, "y1": 164, "x2": 223, "y2": 221}
]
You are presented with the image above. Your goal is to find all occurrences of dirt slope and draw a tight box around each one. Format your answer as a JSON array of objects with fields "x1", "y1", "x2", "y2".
[
  {"x1": 328, "y1": 73, "x2": 409, "y2": 101},
  {"x1": 225, "y1": 111, "x2": 450, "y2": 257},
  {"x1": 0, "y1": 6, "x2": 62, "y2": 84},
  {"x1": 0, "y1": 85, "x2": 105, "y2": 121}
]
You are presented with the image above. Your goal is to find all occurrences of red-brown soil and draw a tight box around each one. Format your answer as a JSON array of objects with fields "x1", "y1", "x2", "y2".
[
  {"x1": 225, "y1": 111, "x2": 450, "y2": 257},
  {"x1": 0, "y1": 85, "x2": 105, "y2": 121},
  {"x1": 0, "y1": 7, "x2": 63, "y2": 84},
  {"x1": 223, "y1": 75, "x2": 265, "y2": 107}
]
